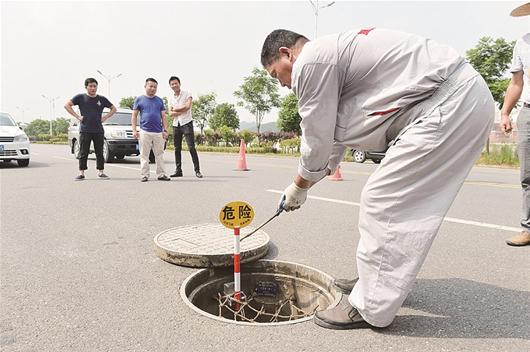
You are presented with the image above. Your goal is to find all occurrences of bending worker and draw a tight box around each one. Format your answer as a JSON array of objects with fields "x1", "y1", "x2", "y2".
[{"x1": 261, "y1": 28, "x2": 494, "y2": 330}]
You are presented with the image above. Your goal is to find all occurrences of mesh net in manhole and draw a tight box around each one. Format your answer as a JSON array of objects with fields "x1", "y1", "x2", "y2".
[
  {"x1": 154, "y1": 223, "x2": 269, "y2": 268},
  {"x1": 180, "y1": 260, "x2": 341, "y2": 325}
]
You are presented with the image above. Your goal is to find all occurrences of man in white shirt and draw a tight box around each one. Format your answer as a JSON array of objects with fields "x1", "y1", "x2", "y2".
[
  {"x1": 501, "y1": 2, "x2": 530, "y2": 246},
  {"x1": 261, "y1": 28, "x2": 494, "y2": 329},
  {"x1": 168, "y1": 76, "x2": 202, "y2": 178}
]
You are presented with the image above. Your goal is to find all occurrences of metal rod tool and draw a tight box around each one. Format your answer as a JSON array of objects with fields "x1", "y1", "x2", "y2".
[{"x1": 241, "y1": 195, "x2": 285, "y2": 242}]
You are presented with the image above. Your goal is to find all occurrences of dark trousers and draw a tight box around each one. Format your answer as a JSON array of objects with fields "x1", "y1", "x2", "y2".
[
  {"x1": 173, "y1": 122, "x2": 200, "y2": 172},
  {"x1": 79, "y1": 132, "x2": 105, "y2": 171}
]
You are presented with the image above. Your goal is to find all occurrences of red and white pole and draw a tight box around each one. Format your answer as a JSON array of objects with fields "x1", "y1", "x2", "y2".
[{"x1": 233, "y1": 226, "x2": 241, "y2": 311}]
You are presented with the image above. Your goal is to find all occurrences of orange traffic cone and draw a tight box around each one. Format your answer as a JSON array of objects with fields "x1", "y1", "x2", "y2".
[
  {"x1": 329, "y1": 164, "x2": 343, "y2": 181},
  {"x1": 235, "y1": 139, "x2": 249, "y2": 171}
]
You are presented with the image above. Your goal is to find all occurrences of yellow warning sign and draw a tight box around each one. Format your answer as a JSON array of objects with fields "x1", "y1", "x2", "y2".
[{"x1": 219, "y1": 201, "x2": 255, "y2": 229}]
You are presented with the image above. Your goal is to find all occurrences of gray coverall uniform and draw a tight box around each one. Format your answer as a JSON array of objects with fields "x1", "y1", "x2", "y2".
[{"x1": 292, "y1": 28, "x2": 494, "y2": 327}]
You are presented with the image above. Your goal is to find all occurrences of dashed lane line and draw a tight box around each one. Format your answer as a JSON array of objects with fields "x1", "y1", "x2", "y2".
[
  {"x1": 50, "y1": 155, "x2": 519, "y2": 190},
  {"x1": 266, "y1": 189, "x2": 521, "y2": 233},
  {"x1": 213, "y1": 159, "x2": 519, "y2": 189},
  {"x1": 52, "y1": 156, "x2": 156, "y2": 174}
]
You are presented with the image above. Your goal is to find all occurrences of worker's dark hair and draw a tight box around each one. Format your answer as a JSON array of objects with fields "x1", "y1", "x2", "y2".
[
  {"x1": 84, "y1": 78, "x2": 98, "y2": 87},
  {"x1": 169, "y1": 76, "x2": 180, "y2": 84},
  {"x1": 145, "y1": 77, "x2": 158, "y2": 85},
  {"x1": 260, "y1": 29, "x2": 309, "y2": 67}
]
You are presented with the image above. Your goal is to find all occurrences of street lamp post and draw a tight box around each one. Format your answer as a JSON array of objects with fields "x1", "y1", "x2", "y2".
[
  {"x1": 41, "y1": 94, "x2": 60, "y2": 136},
  {"x1": 308, "y1": 0, "x2": 335, "y2": 38},
  {"x1": 15, "y1": 106, "x2": 28, "y2": 121},
  {"x1": 96, "y1": 70, "x2": 122, "y2": 100}
]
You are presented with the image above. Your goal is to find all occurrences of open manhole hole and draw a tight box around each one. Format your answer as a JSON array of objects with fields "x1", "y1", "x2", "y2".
[
  {"x1": 154, "y1": 223, "x2": 269, "y2": 268},
  {"x1": 180, "y1": 259, "x2": 341, "y2": 326}
]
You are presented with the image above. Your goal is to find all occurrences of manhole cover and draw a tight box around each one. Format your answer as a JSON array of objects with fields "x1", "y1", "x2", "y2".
[
  {"x1": 180, "y1": 259, "x2": 341, "y2": 326},
  {"x1": 154, "y1": 223, "x2": 269, "y2": 268}
]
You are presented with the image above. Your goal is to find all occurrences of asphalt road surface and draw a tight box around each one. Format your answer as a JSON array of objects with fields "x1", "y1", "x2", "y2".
[{"x1": 1, "y1": 144, "x2": 529, "y2": 351}]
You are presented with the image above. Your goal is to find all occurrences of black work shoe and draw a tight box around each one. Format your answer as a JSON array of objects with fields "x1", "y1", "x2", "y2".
[
  {"x1": 170, "y1": 171, "x2": 183, "y2": 177},
  {"x1": 333, "y1": 277, "x2": 359, "y2": 294},
  {"x1": 157, "y1": 175, "x2": 170, "y2": 181},
  {"x1": 140, "y1": 176, "x2": 148, "y2": 182},
  {"x1": 314, "y1": 294, "x2": 372, "y2": 330},
  {"x1": 195, "y1": 171, "x2": 203, "y2": 178},
  {"x1": 98, "y1": 173, "x2": 110, "y2": 180},
  {"x1": 75, "y1": 175, "x2": 85, "y2": 181}
]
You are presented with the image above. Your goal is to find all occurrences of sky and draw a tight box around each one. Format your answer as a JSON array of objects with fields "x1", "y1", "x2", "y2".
[{"x1": 1, "y1": 0, "x2": 529, "y2": 123}]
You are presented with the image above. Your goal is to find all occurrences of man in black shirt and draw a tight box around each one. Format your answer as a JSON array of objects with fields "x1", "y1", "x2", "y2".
[{"x1": 65, "y1": 78, "x2": 117, "y2": 180}]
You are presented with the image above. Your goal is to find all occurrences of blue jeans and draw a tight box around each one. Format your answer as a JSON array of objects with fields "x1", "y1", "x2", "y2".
[{"x1": 517, "y1": 106, "x2": 530, "y2": 230}]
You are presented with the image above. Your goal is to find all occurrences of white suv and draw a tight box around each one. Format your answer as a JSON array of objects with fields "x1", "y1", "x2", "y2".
[
  {"x1": 0, "y1": 112, "x2": 30, "y2": 167},
  {"x1": 67, "y1": 108, "x2": 163, "y2": 163},
  {"x1": 68, "y1": 109, "x2": 139, "y2": 162}
]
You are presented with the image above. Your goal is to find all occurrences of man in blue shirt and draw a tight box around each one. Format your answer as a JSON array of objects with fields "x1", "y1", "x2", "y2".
[
  {"x1": 64, "y1": 78, "x2": 117, "y2": 180},
  {"x1": 132, "y1": 78, "x2": 170, "y2": 182}
]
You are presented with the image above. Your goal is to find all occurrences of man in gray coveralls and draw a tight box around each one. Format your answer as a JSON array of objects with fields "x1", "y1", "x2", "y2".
[{"x1": 261, "y1": 27, "x2": 494, "y2": 329}]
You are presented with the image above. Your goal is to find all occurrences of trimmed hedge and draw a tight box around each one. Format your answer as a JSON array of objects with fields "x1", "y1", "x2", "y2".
[
  {"x1": 477, "y1": 143, "x2": 519, "y2": 167},
  {"x1": 176, "y1": 145, "x2": 278, "y2": 154}
]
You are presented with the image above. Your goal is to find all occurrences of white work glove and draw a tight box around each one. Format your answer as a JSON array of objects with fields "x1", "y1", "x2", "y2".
[{"x1": 281, "y1": 182, "x2": 308, "y2": 212}]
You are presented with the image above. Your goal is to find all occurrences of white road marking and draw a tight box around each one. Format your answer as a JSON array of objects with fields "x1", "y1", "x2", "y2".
[
  {"x1": 53, "y1": 152, "x2": 519, "y2": 189},
  {"x1": 464, "y1": 181, "x2": 519, "y2": 189},
  {"x1": 94, "y1": 163, "x2": 158, "y2": 174},
  {"x1": 266, "y1": 189, "x2": 520, "y2": 233},
  {"x1": 241, "y1": 161, "x2": 520, "y2": 189},
  {"x1": 442, "y1": 217, "x2": 520, "y2": 233},
  {"x1": 53, "y1": 156, "x2": 156, "y2": 174}
]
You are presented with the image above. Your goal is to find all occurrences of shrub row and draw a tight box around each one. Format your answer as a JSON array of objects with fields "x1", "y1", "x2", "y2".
[
  {"x1": 477, "y1": 143, "x2": 519, "y2": 167},
  {"x1": 30, "y1": 133, "x2": 68, "y2": 142},
  {"x1": 173, "y1": 130, "x2": 299, "y2": 147}
]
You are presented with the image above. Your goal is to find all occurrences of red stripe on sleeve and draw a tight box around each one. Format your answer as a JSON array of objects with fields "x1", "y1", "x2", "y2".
[
  {"x1": 358, "y1": 28, "x2": 375, "y2": 35},
  {"x1": 368, "y1": 107, "x2": 400, "y2": 116}
]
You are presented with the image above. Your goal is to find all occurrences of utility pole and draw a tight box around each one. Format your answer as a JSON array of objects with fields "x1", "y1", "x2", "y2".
[
  {"x1": 308, "y1": 0, "x2": 335, "y2": 38},
  {"x1": 96, "y1": 69, "x2": 122, "y2": 100},
  {"x1": 41, "y1": 94, "x2": 60, "y2": 136},
  {"x1": 15, "y1": 106, "x2": 28, "y2": 121}
]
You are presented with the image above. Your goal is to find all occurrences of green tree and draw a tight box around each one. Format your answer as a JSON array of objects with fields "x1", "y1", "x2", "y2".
[
  {"x1": 218, "y1": 125, "x2": 236, "y2": 146},
  {"x1": 209, "y1": 103, "x2": 239, "y2": 131},
  {"x1": 192, "y1": 93, "x2": 217, "y2": 135},
  {"x1": 53, "y1": 117, "x2": 70, "y2": 135},
  {"x1": 119, "y1": 96, "x2": 135, "y2": 109},
  {"x1": 277, "y1": 93, "x2": 301, "y2": 135},
  {"x1": 466, "y1": 37, "x2": 515, "y2": 107},
  {"x1": 466, "y1": 37, "x2": 515, "y2": 154},
  {"x1": 239, "y1": 129, "x2": 256, "y2": 145},
  {"x1": 25, "y1": 119, "x2": 51, "y2": 137},
  {"x1": 234, "y1": 67, "x2": 280, "y2": 142}
]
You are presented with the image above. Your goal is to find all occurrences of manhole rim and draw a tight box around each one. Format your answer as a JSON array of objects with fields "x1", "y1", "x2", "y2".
[{"x1": 179, "y1": 259, "x2": 341, "y2": 326}]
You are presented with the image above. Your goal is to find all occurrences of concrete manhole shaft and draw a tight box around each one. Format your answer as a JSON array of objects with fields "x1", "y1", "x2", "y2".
[{"x1": 180, "y1": 260, "x2": 341, "y2": 326}]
